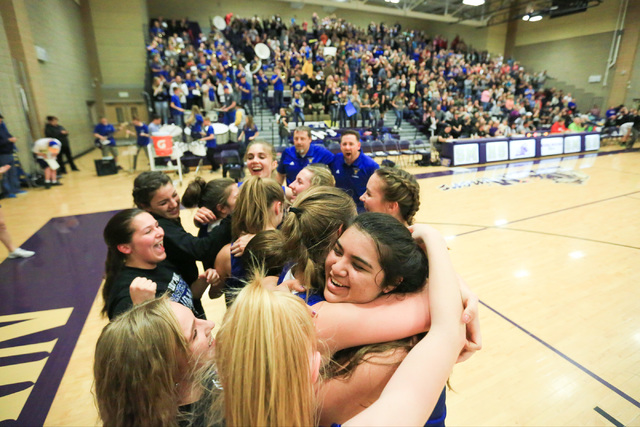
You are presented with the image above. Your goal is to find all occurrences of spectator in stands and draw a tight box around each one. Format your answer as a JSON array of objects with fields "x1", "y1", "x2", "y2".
[
  {"x1": 239, "y1": 115, "x2": 259, "y2": 149},
  {"x1": 277, "y1": 126, "x2": 333, "y2": 185},
  {"x1": 330, "y1": 130, "x2": 379, "y2": 212},
  {"x1": 152, "y1": 77, "x2": 170, "y2": 124},
  {"x1": 271, "y1": 67, "x2": 285, "y2": 114},
  {"x1": 144, "y1": 12, "x2": 593, "y2": 151},
  {"x1": 220, "y1": 87, "x2": 237, "y2": 126},
  {"x1": 236, "y1": 75, "x2": 254, "y2": 117},
  {"x1": 391, "y1": 92, "x2": 405, "y2": 130},
  {"x1": 291, "y1": 91, "x2": 305, "y2": 127},
  {"x1": 256, "y1": 69, "x2": 269, "y2": 108},
  {"x1": 568, "y1": 116, "x2": 585, "y2": 133},
  {"x1": 170, "y1": 87, "x2": 186, "y2": 132},
  {"x1": 45, "y1": 116, "x2": 79, "y2": 174},
  {"x1": 550, "y1": 119, "x2": 568, "y2": 134},
  {"x1": 202, "y1": 78, "x2": 216, "y2": 112},
  {"x1": 186, "y1": 106, "x2": 204, "y2": 141},
  {"x1": 274, "y1": 108, "x2": 288, "y2": 147},
  {"x1": 200, "y1": 116, "x2": 219, "y2": 172},
  {"x1": 148, "y1": 115, "x2": 162, "y2": 135}
]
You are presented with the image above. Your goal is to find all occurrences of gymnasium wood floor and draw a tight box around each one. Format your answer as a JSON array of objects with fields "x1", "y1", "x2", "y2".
[{"x1": 1, "y1": 144, "x2": 639, "y2": 426}]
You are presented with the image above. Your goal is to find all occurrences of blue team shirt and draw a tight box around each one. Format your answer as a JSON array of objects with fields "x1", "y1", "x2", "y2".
[
  {"x1": 277, "y1": 144, "x2": 334, "y2": 185},
  {"x1": 272, "y1": 75, "x2": 284, "y2": 91},
  {"x1": 238, "y1": 81, "x2": 252, "y2": 100},
  {"x1": 257, "y1": 74, "x2": 269, "y2": 90},
  {"x1": 203, "y1": 125, "x2": 216, "y2": 148},
  {"x1": 94, "y1": 123, "x2": 116, "y2": 146},
  {"x1": 170, "y1": 95, "x2": 183, "y2": 116},
  {"x1": 135, "y1": 123, "x2": 150, "y2": 146},
  {"x1": 291, "y1": 79, "x2": 306, "y2": 92},
  {"x1": 243, "y1": 125, "x2": 258, "y2": 143},
  {"x1": 330, "y1": 152, "x2": 379, "y2": 212},
  {"x1": 191, "y1": 114, "x2": 203, "y2": 135}
]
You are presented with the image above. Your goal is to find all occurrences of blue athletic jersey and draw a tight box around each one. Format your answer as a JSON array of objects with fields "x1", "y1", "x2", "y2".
[
  {"x1": 330, "y1": 152, "x2": 379, "y2": 211},
  {"x1": 277, "y1": 144, "x2": 334, "y2": 185},
  {"x1": 238, "y1": 81, "x2": 252, "y2": 100},
  {"x1": 191, "y1": 114, "x2": 203, "y2": 135},
  {"x1": 292, "y1": 79, "x2": 306, "y2": 92},
  {"x1": 94, "y1": 123, "x2": 116, "y2": 146},
  {"x1": 135, "y1": 123, "x2": 150, "y2": 146},
  {"x1": 203, "y1": 125, "x2": 216, "y2": 148},
  {"x1": 272, "y1": 75, "x2": 284, "y2": 91},
  {"x1": 171, "y1": 95, "x2": 183, "y2": 116}
]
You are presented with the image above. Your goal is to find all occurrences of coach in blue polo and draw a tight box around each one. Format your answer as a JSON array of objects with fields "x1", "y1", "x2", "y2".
[
  {"x1": 330, "y1": 130, "x2": 379, "y2": 212},
  {"x1": 276, "y1": 126, "x2": 334, "y2": 186}
]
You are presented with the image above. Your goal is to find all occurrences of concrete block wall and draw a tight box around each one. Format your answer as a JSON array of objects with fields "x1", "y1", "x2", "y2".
[
  {"x1": 24, "y1": 0, "x2": 96, "y2": 155},
  {"x1": 0, "y1": 10, "x2": 33, "y2": 170}
]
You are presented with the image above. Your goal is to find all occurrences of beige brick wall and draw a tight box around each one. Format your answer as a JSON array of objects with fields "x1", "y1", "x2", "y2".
[
  {"x1": 88, "y1": 0, "x2": 148, "y2": 89},
  {"x1": 24, "y1": 0, "x2": 96, "y2": 156},
  {"x1": 0, "y1": 9, "x2": 33, "y2": 171}
]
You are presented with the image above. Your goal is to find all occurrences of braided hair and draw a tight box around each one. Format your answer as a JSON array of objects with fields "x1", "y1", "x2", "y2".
[
  {"x1": 280, "y1": 186, "x2": 357, "y2": 291},
  {"x1": 374, "y1": 167, "x2": 421, "y2": 225}
]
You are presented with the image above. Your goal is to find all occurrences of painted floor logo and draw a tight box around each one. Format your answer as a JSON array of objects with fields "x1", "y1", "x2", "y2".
[
  {"x1": 0, "y1": 308, "x2": 73, "y2": 422},
  {"x1": 439, "y1": 169, "x2": 590, "y2": 191},
  {"x1": 0, "y1": 212, "x2": 112, "y2": 425}
]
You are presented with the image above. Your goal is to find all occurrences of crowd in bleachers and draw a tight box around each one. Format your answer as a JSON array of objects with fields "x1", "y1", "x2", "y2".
[{"x1": 144, "y1": 12, "x2": 624, "y2": 147}]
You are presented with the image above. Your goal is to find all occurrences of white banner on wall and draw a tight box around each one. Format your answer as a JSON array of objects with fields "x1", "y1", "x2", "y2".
[
  {"x1": 486, "y1": 140, "x2": 509, "y2": 162},
  {"x1": 564, "y1": 135, "x2": 581, "y2": 153},
  {"x1": 509, "y1": 138, "x2": 536, "y2": 160},
  {"x1": 540, "y1": 137, "x2": 564, "y2": 156},
  {"x1": 453, "y1": 143, "x2": 479, "y2": 165},
  {"x1": 584, "y1": 134, "x2": 600, "y2": 151}
]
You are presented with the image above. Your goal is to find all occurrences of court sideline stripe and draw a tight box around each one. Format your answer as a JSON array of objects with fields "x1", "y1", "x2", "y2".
[
  {"x1": 426, "y1": 222, "x2": 640, "y2": 250},
  {"x1": 429, "y1": 190, "x2": 640, "y2": 241},
  {"x1": 480, "y1": 300, "x2": 640, "y2": 409},
  {"x1": 594, "y1": 406, "x2": 625, "y2": 427}
]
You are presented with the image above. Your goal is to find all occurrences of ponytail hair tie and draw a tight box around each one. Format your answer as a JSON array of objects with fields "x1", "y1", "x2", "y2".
[{"x1": 289, "y1": 206, "x2": 303, "y2": 217}]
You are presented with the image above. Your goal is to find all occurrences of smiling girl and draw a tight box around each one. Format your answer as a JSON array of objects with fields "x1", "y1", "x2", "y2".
[
  {"x1": 133, "y1": 172, "x2": 232, "y2": 317},
  {"x1": 102, "y1": 209, "x2": 217, "y2": 321},
  {"x1": 244, "y1": 141, "x2": 278, "y2": 178},
  {"x1": 94, "y1": 297, "x2": 216, "y2": 426}
]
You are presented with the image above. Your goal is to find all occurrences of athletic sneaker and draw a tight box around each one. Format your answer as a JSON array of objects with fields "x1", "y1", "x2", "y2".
[{"x1": 7, "y1": 248, "x2": 35, "y2": 259}]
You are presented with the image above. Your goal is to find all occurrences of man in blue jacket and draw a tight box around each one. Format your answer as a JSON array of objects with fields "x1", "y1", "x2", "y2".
[
  {"x1": 276, "y1": 126, "x2": 333, "y2": 185},
  {"x1": 330, "y1": 129, "x2": 379, "y2": 212}
]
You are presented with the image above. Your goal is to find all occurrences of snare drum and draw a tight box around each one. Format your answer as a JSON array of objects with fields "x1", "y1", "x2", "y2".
[
  {"x1": 212, "y1": 123, "x2": 229, "y2": 144},
  {"x1": 228, "y1": 124, "x2": 238, "y2": 142},
  {"x1": 189, "y1": 140, "x2": 207, "y2": 157}
]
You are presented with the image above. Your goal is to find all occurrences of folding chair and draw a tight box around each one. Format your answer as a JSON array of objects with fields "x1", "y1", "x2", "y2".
[
  {"x1": 370, "y1": 140, "x2": 389, "y2": 160},
  {"x1": 327, "y1": 141, "x2": 341, "y2": 155},
  {"x1": 383, "y1": 139, "x2": 403, "y2": 166},
  {"x1": 398, "y1": 140, "x2": 417, "y2": 166},
  {"x1": 221, "y1": 149, "x2": 245, "y2": 182}
]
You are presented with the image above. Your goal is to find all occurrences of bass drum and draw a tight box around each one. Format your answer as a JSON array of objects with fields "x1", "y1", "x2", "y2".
[{"x1": 212, "y1": 123, "x2": 229, "y2": 144}]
